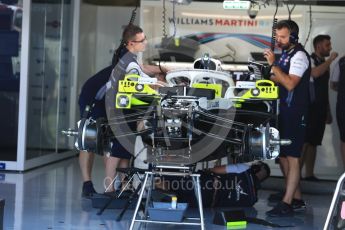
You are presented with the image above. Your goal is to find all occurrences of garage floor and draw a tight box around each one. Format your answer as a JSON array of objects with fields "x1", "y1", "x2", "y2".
[{"x1": 0, "y1": 156, "x2": 339, "y2": 230}]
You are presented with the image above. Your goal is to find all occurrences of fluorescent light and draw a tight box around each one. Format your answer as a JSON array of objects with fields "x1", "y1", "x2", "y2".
[
  {"x1": 223, "y1": 0, "x2": 251, "y2": 10},
  {"x1": 170, "y1": 0, "x2": 193, "y2": 5}
]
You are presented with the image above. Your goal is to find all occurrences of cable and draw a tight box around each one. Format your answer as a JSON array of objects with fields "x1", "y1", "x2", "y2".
[
  {"x1": 129, "y1": 2, "x2": 138, "y2": 25},
  {"x1": 172, "y1": 0, "x2": 177, "y2": 38},
  {"x1": 160, "y1": 0, "x2": 179, "y2": 58},
  {"x1": 112, "y1": 1, "x2": 139, "y2": 67},
  {"x1": 285, "y1": 3, "x2": 296, "y2": 20},
  {"x1": 304, "y1": 5, "x2": 312, "y2": 47},
  {"x1": 162, "y1": 0, "x2": 167, "y2": 38},
  {"x1": 270, "y1": 0, "x2": 279, "y2": 51},
  {"x1": 271, "y1": 18, "x2": 277, "y2": 51}
]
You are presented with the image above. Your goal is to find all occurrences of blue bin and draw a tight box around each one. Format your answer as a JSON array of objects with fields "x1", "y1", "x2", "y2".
[{"x1": 148, "y1": 202, "x2": 188, "y2": 222}]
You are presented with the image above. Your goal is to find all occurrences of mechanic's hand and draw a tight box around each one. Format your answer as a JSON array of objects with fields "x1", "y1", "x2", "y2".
[
  {"x1": 262, "y1": 65, "x2": 272, "y2": 80},
  {"x1": 263, "y1": 49, "x2": 275, "y2": 66},
  {"x1": 329, "y1": 52, "x2": 339, "y2": 61}
]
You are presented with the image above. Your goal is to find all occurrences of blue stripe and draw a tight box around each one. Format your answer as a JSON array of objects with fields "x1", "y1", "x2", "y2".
[
  {"x1": 95, "y1": 84, "x2": 107, "y2": 100},
  {"x1": 286, "y1": 91, "x2": 294, "y2": 107},
  {"x1": 194, "y1": 33, "x2": 271, "y2": 49}
]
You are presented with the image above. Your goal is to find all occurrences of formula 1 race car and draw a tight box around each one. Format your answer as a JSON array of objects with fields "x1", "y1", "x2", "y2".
[{"x1": 63, "y1": 55, "x2": 289, "y2": 166}]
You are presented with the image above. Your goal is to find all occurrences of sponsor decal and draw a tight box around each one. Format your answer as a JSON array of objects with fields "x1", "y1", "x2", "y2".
[{"x1": 169, "y1": 17, "x2": 271, "y2": 28}]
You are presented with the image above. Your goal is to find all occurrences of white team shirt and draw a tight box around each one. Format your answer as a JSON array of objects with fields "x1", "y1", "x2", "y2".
[
  {"x1": 289, "y1": 51, "x2": 310, "y2": 78},
  {"x1": 331, "y1": 58, "x2": 340, "y2": 82}
]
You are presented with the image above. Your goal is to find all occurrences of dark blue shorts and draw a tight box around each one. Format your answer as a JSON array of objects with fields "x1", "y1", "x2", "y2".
[
  {"x1": 109, "y1": 138, "x2": 132, "y2": 159},
  {"x1": 279, "y1": 106, "x2": 307, "y2": 158}
]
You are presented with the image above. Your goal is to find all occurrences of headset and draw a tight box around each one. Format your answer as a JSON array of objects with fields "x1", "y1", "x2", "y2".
[{"x1": 277, "y1": 20, "x2": 299, "y2": 44}]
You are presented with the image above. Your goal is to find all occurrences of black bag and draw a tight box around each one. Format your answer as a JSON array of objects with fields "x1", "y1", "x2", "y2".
[
  {"x1": 212, "y1": 170, "x2": 258, "y2": 207},
  {"x1": 165, "y1": 168, "x2": 258, "y2": 208}
]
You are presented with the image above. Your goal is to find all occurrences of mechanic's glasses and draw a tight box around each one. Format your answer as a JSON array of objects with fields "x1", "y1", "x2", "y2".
[{"x1": 131, "y1": 36, "x2": 147, "y2": 43}]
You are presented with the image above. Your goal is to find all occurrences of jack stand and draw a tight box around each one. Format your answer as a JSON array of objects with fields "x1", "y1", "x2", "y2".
[{"x1": 129, "y1": 165, "x2": 205, "y2": 230}]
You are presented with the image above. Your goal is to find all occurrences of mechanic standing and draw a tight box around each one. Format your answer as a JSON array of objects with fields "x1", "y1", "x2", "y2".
[
  {"x1": 263, "y1": 20, "x2": 311, "y2": 217},
  {"x1": 330, "y1": 56, "x2": 345, "y2": 170},
  {"x1": 104, "y1": 24, "x2": 167, "y2": 192},
  {"x1": 78, "y1": 63, "x2": 132, "y2": 197},
  {"x1": 301, "y1": 34, "x2": 338, "y2": 181}
]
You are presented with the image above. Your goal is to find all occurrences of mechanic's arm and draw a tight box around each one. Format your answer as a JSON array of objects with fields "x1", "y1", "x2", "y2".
[
  {"x1": 311, "y1": 52, "x2": 338, "y2": 78},
  {"x1": 210, "y1": 165, "x2": 227, "y2": 174},
  {"x1": 264, "y1": 49, "x2": 306, "y2": 91},
  {"x1": 138, "y1": 64, "x2": 169, "y2": 86},
  {"x1": 270, "y1": 67, "x2": 301, "y2": 91},
  {"x1": 210, "y1": 163, "x2": 250, "y2": 174},
  {"x1": 141, "y1": 64, "x2": 169, "y2": 76}
]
